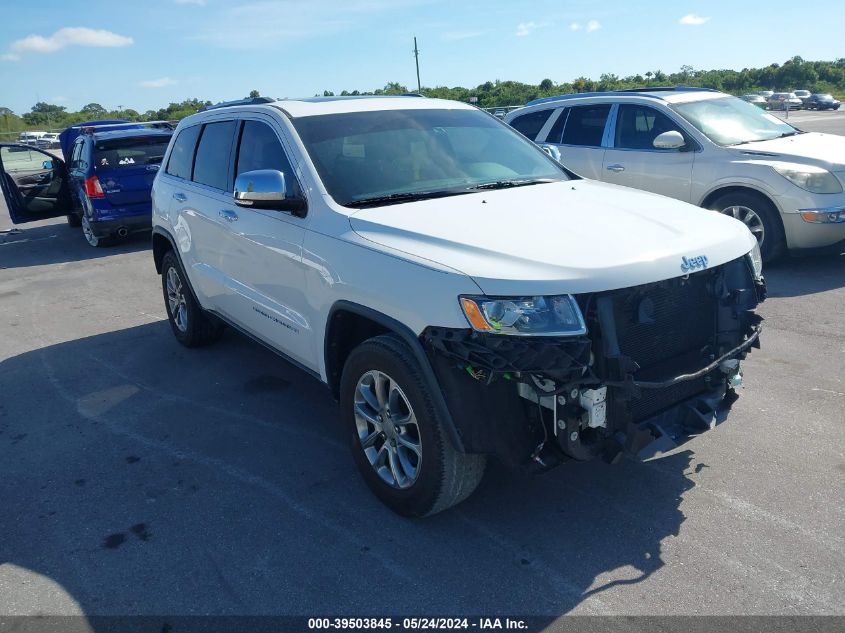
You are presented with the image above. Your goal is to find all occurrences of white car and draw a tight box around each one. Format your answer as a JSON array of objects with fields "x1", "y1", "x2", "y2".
[
  {"x1": 151, "y1": 95, "x2": 765, "y2": 516},
  {"x1": 505, "y1": 88, "x2": 845, "y2": 261}
]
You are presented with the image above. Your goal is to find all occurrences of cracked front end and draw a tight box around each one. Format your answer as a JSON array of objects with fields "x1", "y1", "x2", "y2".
[{"x1": 424, "y1": 255, "x2": 765, "y2": 470}]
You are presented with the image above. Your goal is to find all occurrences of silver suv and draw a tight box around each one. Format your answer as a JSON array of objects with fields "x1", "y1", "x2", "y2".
[{"x1": 505, "y1": 87, "x2": 845, "y2": 261}]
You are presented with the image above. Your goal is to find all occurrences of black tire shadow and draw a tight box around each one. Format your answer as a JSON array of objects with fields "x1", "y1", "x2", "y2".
[{"x1": 1, "y1": 322, "x2": 696, "y2": 624}]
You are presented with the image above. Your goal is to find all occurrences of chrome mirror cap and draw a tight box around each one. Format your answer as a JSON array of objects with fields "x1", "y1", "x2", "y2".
[{"x1": 234, "y1": 169, "x2": 286, "y2": 206}]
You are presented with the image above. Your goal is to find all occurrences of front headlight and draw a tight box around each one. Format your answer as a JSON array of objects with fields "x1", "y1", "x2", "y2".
[
  {"x1": 772, "y1": 165, "x2": 843, "y2": 194},
  {"x1": 460, "y1": 295, "x2": 587, "y2": 336},
  {"x1": 747, "y1": 242, "x2": 763, "y2": 279}
]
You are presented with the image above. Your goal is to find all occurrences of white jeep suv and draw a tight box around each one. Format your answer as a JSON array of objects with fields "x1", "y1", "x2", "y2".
[
  {"x1": 151, "y1": 95, "x2": 765, "y2": 516},
  {"x1": 505, "y1": 87, "x2": 845, "y2": 262}
]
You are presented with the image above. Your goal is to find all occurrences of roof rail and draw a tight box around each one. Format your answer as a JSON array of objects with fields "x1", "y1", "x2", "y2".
[
  {"x1": 620, "y1": 86, "x2": 720, "y2": 93},
  {"x1": 202, "y1": 96, "x2": 275, "y2": 111},
  {"x1": 69, "y1": 120, "x2": 173, "y2": 132},
  {"x1": 524, "y1": 86, "x2": 720, "y2": 107}
]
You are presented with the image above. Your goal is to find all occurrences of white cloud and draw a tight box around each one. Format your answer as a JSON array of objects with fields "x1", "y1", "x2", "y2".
[
  {"x1": 140, "y1": 77, "x2": 177, "y2": 88},
  {"x1": 569, "y1": 22, "x2": 582, "y2": 31},
  {"x1": 679, "y1": 14, "x2": 710, "y2": 25},
  {"x1": 193, "y1": 0, "x2": 436, "y2": 50},
  {"x1": 586, "y1": 19, "x2": 602, "y2": 32},
  {"x1": 5, "y1": 27, "x2": 133, "y2": 60},
  {"x1": 442, "y1": 31, "x2": 482, "y2": 41},
  {"x1": 516, "y1": 21, "x2": 550, "y2": 37},
  {"x1": 1, "y1": 53, "x2": 20, "y2": 62},
  {"x1": 175, "y1": 0, "x2": 207, "y2": 4}
]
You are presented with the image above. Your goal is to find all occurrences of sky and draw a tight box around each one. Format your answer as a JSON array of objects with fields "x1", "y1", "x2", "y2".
[{"x1": 0, "y1": 0, "x2": 843, "y2": 115}]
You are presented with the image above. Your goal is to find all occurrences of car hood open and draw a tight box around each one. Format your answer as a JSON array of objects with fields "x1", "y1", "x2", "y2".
[{"x1": 349, "y1": 180, "x2": 756, "y2": 296}]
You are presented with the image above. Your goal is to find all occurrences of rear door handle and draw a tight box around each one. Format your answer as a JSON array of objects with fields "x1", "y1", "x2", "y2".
[
  {"x1": 219, "y1": 209, "x2": 239, "y2": 223},
  {"x1": 173, "y1": 192, "x2": 187, "y2": 202},
  {"x1": 606, "y1": 164, "x2": 625, "y2": 173}
]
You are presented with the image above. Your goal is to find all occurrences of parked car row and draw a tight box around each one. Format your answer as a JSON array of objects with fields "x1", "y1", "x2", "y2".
[
  {"x1": 505, "y1": 87, "x2": 845, "y2": 262},
  {"x1": 16, "y1": 131, "x2": 61, "y2": 149},
  {"x1": 751, "y1": 89, "x2": 841, "y2": 110}
]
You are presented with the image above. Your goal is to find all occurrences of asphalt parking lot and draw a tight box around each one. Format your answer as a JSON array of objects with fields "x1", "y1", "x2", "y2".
[{"x1": 0, "y1": 114, "x2": 844, "y2": 623}]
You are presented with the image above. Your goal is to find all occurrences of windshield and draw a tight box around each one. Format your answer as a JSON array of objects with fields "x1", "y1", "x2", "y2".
[
  {"x1": 291, "y1": 108, "x2": 567, "y2": 207},
  {"x1": 672, "y1": 96, "x2": 798, "y2": 146},
  {"x1": 94, "y1": 135, "x2": 171, "y2": 169}
]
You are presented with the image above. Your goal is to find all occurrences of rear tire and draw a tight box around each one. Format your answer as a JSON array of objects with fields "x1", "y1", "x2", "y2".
[
  {"x1": 66, "y1": 213, "x2": 81, "y2": 227},
  {"x1": 708, "y1": 191, "x2": 785, "y2": 263},
  {"x1": 340, "y1": 334, "x2": 486, "y2": 517},
  {"x1": 81, "y1": 214, "x2": 113, "y2": 248},
  {"x1": 161, "y1": 250, "x2": 224, "y2": 347}
]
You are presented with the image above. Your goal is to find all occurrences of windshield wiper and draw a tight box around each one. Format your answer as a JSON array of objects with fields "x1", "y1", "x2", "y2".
[
  {"x1": 780, "y1": 131, "x2": 802, "y2": 137},
  {"x1": 468, "y1": 178, "x2": 556, "y2": 190},
  {"x1": 345, "y1": 189, "x2": 471, "y2": 208}
]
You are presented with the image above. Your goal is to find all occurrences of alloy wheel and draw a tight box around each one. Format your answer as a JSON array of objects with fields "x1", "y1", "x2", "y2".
[
  {"x1": 353, "y1": 370, "x2": 422, "y2": 489},
  {"x1": 81, "y1": 214, "x2": 99, "y2": 247},
  {"x1": 721, "y1": 205, "x2": 765, "y2": 247},
  {"x1": 166, "y1": 266, "x2": 188, "y2": 332}
]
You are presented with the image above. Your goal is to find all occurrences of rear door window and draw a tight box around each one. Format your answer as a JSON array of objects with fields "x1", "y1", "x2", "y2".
[
  {"x1": 193, "y1": 121, "x2": 237, "y2": 191},
  {"x1": 509, "y1": 109, "x2": 553, "y2": 140},
  {"x1": 94, "y1": 135, "x2": 171, "y2": 170},
  {"x1": 165, "y1": 125, "x2": 201, "y2": 180},
  {"x1": 561, "y1": 104, "x2": 611, "y2": 147}
]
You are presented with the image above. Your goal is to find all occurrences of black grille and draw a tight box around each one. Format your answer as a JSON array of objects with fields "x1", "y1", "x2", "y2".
[{"x1": 609, "y1": 269, "x2": 717, "y2": 422}]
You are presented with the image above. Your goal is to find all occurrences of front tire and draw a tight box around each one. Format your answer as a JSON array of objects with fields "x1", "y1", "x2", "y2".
[
  {"x1": 160, "y1": 250, "x2": 224, "y2": 347},
  {"x1": 66, "y1": 212, "x2": 81, "y2": 227},
  {"x1": 708, "y1": 191, "x2": 785, "y2": 263},
  {"x1": 340, "y1": 334, "x2": 486, "y2": 517}
]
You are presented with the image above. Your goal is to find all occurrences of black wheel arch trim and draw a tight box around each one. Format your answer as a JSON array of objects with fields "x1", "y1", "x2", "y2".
[
  {"x1": 326, "y1": 300, "x2": 466, "y2": 453},
  {"x1": 151, "y1": 226, "x2": 207, "y2": 311}
]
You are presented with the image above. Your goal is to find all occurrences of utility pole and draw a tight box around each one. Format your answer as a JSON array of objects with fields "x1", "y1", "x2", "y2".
[{"x1": 413, "y1": 36, "x2": 421, "y2": 93}]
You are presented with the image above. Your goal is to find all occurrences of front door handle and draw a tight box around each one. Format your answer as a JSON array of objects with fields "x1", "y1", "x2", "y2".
[
  {"x1": 219, "y1": 209, "x2": 239, "y2": 223},
  {"x1": 606, "y1": 164, "x2": 625, "y2": 173},
  {"x1": 173, "y1": 192, "x2": 187, "y2": 202}
]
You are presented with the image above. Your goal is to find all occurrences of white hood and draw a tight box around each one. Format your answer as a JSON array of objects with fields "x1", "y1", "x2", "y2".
[
  {"x1": 349, "y1": 180, "x2": 756, "y2": 296},
  {"x1": 736, "y1": 132, "x2": 845, "y2": 171}
]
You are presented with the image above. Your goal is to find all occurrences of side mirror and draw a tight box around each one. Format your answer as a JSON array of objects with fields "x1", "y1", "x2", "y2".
[
  {"x1": 653, "y1": 130, "x2": 686, "y2": 150},
  {"x1": 41, "y1": 159, "x2": 54, "y2": 170},
  {"x1": 538, "y1": 144, "x2": 562, "y2": 162},
  {"x1": 234, "y1": 169, "x2": 306, "y2": 216}
]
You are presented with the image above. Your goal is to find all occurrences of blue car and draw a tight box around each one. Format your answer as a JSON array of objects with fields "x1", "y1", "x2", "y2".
[{"x1": 0, "y1": 121, "x2": 173, "y2": 247}]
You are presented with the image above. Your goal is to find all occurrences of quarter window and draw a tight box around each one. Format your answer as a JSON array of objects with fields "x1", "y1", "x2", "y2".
[
  {"x1": 561, "y1": 104, "x2": 611, "y2": 147},
  {"x1": 615, "y1": 105, "x2": 683, "y2": 150},
  {"x1": 509, "y1": 109, "x2": 554, "y2": 140},
  {"x1": 70, "y1": 140, "x2": 84, "y2": 170},
  {"x1": 193, "y1": 121, "x2": 237, "y2": 191},
  {"x1": 165, "y1": 125, "x2": 201, "y2": 180}
]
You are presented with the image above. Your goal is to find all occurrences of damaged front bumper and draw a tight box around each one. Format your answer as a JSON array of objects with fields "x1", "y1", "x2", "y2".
[{"x1": 423, "y1": 256, "x2": 765, "y2": 471}]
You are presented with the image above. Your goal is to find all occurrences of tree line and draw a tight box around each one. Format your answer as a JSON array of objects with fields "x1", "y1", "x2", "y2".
[{"x1": 2, "y1": 57, "x2": 844, "y2": 134}]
